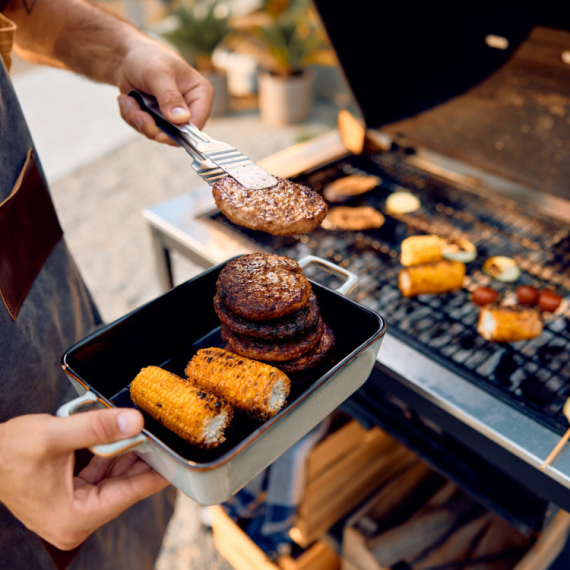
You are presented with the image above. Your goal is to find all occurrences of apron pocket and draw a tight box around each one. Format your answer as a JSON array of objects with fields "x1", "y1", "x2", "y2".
[{"x1": 0, "y1": 148, "x2": 63, "y2": 320}]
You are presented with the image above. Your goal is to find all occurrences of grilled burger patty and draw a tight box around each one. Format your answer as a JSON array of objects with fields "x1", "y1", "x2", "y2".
[
  {"x1": 217, "y1": 253, "x2": 312, "y2": 320},
  {"x1": 271, "y1": 323, "x2": 336, "y2": 374},
  {"x1": 221, "y1": 318, "x2": 324, "y2": 362},
  {"x1": 212, "y1": 175, "x2": 328, "y2": 236},
  {"x1": 214, "y1": 291, "x2": 320, "y2": 340}
]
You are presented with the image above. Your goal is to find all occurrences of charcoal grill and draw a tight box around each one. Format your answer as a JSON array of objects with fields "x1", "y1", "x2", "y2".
[{"x1": 143, "y1": 2, "x2": 570, "y2": 536}]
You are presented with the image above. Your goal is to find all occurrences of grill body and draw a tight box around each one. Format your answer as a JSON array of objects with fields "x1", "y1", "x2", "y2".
[{"x1": 143, "y1": 6, "x2": 570, "y2": 535}]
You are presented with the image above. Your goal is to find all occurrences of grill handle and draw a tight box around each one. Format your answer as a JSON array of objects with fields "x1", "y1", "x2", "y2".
[
  {"x1": 298, "y1": 256, "x2": 359, "y2": 297},
  {"x1": 56, "y1": 391, "x2": 147, "y2": 458}
]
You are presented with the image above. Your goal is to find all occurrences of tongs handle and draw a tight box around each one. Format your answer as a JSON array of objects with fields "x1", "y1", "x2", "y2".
[{"x1": 129, "y1": 89, "x2": 208, "y2": 158}]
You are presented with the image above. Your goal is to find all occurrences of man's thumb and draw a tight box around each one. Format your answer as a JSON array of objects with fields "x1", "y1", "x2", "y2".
[
  {"x1": 147, "y1": 71, "x2": 191, "y2": 124},
  {"x1": 46, "y1": 409, "x2": 143, "y2": 454}
]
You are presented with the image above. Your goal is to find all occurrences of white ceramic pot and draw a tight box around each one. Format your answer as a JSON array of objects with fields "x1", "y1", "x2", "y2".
[
  {"x1": 203, "y1": 71, "x2": 230, "y2": 117},
  {"x1": 213, "y1": 49, "x2": 259, "y2": 96},
  {"x1": 258, "y1": 69, "x2": 314, "y2": 127}
]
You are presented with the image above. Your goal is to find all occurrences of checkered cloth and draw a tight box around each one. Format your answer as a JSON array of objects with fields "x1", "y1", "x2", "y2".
[{"x1": 223, "y1": 417, "x2": 331, "y2": 557}]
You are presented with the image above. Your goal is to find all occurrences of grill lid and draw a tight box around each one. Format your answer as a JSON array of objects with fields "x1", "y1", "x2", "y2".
[{"x1": 314, "y1": 1, "x2": 570, "y2": 199}]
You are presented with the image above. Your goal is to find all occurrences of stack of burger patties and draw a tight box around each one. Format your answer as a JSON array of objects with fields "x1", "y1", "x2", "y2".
[{"x1": 214, "y1": 253, "x2": 335, "y2": 375}]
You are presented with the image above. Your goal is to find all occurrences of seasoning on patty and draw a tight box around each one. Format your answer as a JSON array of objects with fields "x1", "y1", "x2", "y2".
[
  {"x1": 214, "y1": 291, "x2": 320, "y2": 341},
  {"x1": 216, "y1": 253, "x2": 312, "y2": 320},
  {"x1": 271, "y1": 323, "x2": 336, "y2": 374},
  {"x1": 212, "y1": 175, "x2": 328, "y2": 236},
  {"x1": 221, "y1": 318, "x2": 324, "y2": 362}
]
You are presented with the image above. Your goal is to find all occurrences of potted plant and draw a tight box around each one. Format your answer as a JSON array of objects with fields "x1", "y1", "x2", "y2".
[
  {"x1": 164, "y1": 0, "x2": 231, "y2": 116},
  {"x1": 240, "y1": 0, "x2": 332, "y2": 126}
]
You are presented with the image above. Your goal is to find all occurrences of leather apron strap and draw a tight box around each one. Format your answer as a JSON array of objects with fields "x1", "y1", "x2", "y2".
[{"x1": 0, "y1": 12, "x2": 16, "y2": 73}]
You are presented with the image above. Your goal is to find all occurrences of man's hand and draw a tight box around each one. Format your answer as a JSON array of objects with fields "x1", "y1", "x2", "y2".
[
  {"x1": 115, "y1": 39, "x2": 215, "y2": 145},
  {"x1": 0, "y1": 409, "x2": 168, "y2": 551}
]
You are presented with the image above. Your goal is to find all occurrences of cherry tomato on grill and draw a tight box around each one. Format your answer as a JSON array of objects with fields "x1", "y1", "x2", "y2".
[
  {"x1": 471, "y1": 286, "x2": 498, "y2": 307},
  {"x1": 516, "y1": 285, "x2": 539, "y2": 307},
  {"x1": 538, "y1": 290, "x2": 562, "y2": 313}
]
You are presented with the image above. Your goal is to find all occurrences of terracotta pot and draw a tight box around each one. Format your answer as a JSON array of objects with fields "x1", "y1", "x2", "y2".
[
  {"x1": 258, "y1": 69, "x2": 314, "y2": 127},
  {"x1": 203, "y1": 71, "x2": 230, "y2": 117}
]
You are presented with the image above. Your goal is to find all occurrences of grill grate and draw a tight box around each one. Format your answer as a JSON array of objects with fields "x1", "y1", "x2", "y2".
[{"x1": 206, "y1": 152, "x2": 570, "y2": 434}]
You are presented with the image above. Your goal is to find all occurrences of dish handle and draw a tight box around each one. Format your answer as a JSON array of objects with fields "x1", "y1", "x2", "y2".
[
  {"x1": 298, "y1": 256, "x2": 359, "y2": 297},
  {"x1": 56, "y1": 391, "x2": 147, "y2": 458}
]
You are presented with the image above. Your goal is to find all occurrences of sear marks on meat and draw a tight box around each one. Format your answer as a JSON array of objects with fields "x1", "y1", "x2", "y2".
[
  {"x1": 221, "y1": 318, "x2": 324, "y2": 362},
  {"x1": 270, "y1": 323, "x2": 335, "y2": 374},
  {"x1": 212, "y1": 175, "x2": 328, "y2": 236},
  {"x1": 214, "y1": 291, "x2": 320, "y2": 341},
  {"x1": 216, "y1": 253, "x2": 311, "y2": 320}
]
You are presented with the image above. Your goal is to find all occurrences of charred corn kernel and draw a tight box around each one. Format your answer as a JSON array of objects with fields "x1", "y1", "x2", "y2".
[
  {"x1": 398, "y1": 260, "x2": 466, "y2": 297},
  {"x1": 401, "y1": 235, "x2": 443, "y2": 266},
  {"x1": 477, "y1": 307, "x2": 543, "y2": 342},
  {"x1": 185, "y1": 347, "x2": 290, "y2": 421},
  {"x1": 130, "y1": 366, "x2": 233, "y2": 448}
]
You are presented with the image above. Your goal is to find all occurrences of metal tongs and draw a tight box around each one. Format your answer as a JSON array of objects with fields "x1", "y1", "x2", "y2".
[{"x1": 130, "y1": 90, "x2": 278, "y2": 190}]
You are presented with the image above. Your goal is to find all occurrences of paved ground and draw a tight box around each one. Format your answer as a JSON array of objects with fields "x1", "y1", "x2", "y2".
[{"x1": 13, "y1": 64, "x2": 339, "y2": 568}]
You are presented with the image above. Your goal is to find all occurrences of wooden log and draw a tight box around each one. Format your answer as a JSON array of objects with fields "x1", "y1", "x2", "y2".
[
  {"x1": 413, "y1": 514, "x2": 493, "y2": 570},
  {"x1": 369, "y1": 485, "x2": 478, "y2": 567},
  {"x1": 300, "y1": 428, "x2": 398, "y2": 516},
  {"x1": 293, "y1": 447, "x2": 416, "y2": 547},
  {"x1": 467, "y1": 513, "x2": 531, "y2": 570},
  {"x1": 279, "y1": 540, "x2": 340, "y2": 570},
  {"x1": 514, "y1": 510, "x2": 570, "y2": 570},
  {"x1": 209, "y1": 505, "x2": 278, "y2": 570},
  {"x1": 306, "y1": 420, "x2": 367, "y2": 482}
]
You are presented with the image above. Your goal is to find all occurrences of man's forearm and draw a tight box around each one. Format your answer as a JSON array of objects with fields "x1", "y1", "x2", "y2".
[{"x1": 4, "y1": 0, "x2": 147, "y2": 85}]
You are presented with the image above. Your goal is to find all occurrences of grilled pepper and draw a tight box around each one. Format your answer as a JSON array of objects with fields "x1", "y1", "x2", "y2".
[
  {"x1": 398, "y1": 260, "x2": 466, "y2": 297},
  {"x1": 185, "y1": 347, "x2": 291, "y2": 421},
  {"x1": 130, "y1": 366, "x2": 233, "y2": 448}
]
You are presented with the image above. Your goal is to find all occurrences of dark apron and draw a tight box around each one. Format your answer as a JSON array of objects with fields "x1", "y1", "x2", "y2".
[{"x1": 0, "y1": 23, "x2": 175, "y2": 570}]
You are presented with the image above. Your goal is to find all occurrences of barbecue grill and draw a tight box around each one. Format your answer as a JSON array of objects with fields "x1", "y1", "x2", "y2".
[{"x1": 143, "y1": 1, "x2": 570, "y2": 540}]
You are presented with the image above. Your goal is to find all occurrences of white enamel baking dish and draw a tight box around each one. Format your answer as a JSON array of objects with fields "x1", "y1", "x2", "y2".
[{"x1": 57, "y1": 256, "x2": 386, "y2": 505}]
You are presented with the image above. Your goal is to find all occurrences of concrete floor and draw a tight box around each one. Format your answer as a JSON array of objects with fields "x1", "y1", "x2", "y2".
[{"x1": 12, "y1": 63, "x2": 339, "y2": 568}]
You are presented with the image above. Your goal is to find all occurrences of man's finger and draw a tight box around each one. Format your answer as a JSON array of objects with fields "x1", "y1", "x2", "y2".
[
  {"x1": 77, "y1": 455, "x2": 115, "y2": 485},
  {"x1": 73, "y1": 469, "x2": 169, "y2": 530},
  {"x1": 146, "y1": 70, "x2": 191, "y2": 124},
  {"x1": 106, "y1": 452, "x2": 140, "y2": 478},
  {"x1": 44, "y1": 409, "x2": 143, "y2": 454}
]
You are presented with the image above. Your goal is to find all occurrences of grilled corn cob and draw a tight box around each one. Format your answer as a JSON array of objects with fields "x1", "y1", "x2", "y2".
[
  {"x1": 401, "y1": 235, "x2": 443, "y2": 266},
  {"x1": 185, "y1": 347, "x2": 290, "y2": 421},
  {"x1": 399, "y1": 260, "x2": 466, "y2": 297},
  {"x1": 477, "y1": 306, "x2": 543, "y2": 342},
  {"x1": 130, "y1": 366, "x2": 233, "y2": 448}
]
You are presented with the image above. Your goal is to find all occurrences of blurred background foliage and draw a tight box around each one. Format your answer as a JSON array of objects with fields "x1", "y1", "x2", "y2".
[{"x1": 163, "y1": 0, "x2": 336, "y2": 76}]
